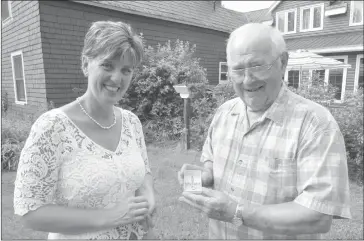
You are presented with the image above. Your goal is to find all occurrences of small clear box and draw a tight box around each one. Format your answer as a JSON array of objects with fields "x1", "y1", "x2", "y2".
[{"x1": 184, "y1": 170, "x2": 202, "y2": 193}]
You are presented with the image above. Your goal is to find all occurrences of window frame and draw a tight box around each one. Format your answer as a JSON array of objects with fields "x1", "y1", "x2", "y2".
[
  {"x1": 326, "y1": 55, "x2": 348, "y2": 102},
  {"x1": 349, "y1": 0, "x2": 364, "y2": 26},
  {"x1": 275, "y1": 8, "x2": 297, "y2": 35},
  {"x1": 2, "y1": 1, "x2": 13, "y2": 26},
  {"x1": 299, "y1": 3, "x2": 324, "y2": 32},
  {"x1": 354, "y1": 54, "x2": 364, "y2": 93},
  {"x1": 284, "y1": 69, "x2": 301, "y2": 88},
  {"x1": 219, "y1": 62, "x2": 228, "y2": 84},
  {"x1": 11, "y1": 50, "x2": 28, "y2": 105}
]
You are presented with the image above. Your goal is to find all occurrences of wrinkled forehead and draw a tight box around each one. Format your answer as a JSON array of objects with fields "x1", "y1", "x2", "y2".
[{"x1": 228, "y1": 32, "x2": 275, "y2": 64}]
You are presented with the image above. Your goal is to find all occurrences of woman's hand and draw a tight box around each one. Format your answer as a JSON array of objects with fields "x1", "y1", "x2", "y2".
[
  {"x1": 102, "y1": 196, "x2": 150, "y2": 228},
  {"x1": 135, "y1": 174, "x2": 156, "y2": 231},
  {"x1": 178, "y1": 164, "x2": 214, "y2": 187}
]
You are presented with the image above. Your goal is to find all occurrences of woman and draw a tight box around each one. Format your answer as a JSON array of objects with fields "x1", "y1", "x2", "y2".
[{"x1": 13, "y1": 21, "x2": 155, "y2": 240}]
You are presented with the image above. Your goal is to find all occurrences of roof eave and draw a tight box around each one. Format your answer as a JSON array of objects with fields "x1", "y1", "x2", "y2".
[
  {"x1": 268, "y1": 1, "x2": 281, "y2": 13},
  {"x1": 294, "y1": 45, "x2": 364, "y2": 54},
  {"x1": 71, "y1": 0, "x2": 232, "y2": 33}
]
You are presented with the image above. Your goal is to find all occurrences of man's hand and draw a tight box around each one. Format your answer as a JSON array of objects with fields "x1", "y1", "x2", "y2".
[
  {"x1": 179, "y1": 187, "x2": 237, "y2": 222},
  {"x1": 178, "y1": 164, "x2": 214, "y2": 187}
]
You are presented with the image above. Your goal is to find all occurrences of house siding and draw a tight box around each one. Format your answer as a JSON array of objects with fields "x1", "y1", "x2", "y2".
[
  {"x1": 285, "y1": 31, "x2": 363, "y2": 50},
  {"x1": 38, "y1": 1, "x2": 228, "y2": 107},
  {"x1": 273, "y1": 1, "x2": 363, "y2": 101},
  {"x1": 273, "y1": 0, "x2": 363, "y2": 39},
  {"x1": 1, "y1": 1, "x2": 47, "y2": 115}
]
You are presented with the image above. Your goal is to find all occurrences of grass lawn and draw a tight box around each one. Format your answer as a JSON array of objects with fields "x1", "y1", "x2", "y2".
[{"x1": 1, "y1": 144, "x2": 363, "y2": 239}]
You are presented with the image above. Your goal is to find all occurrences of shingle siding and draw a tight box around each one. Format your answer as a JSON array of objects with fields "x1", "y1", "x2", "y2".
[
  {"x1": 1, "y1": 1, "x2": 47, "y2": 116},
  {"x1": 39, "y1": 0, "x2": 229, "y2": 107}
]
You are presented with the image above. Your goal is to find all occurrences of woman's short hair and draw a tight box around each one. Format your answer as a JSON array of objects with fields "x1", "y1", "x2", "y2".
[{"x1": 81, "y1": 21, "x2": 143, "y2": 74}]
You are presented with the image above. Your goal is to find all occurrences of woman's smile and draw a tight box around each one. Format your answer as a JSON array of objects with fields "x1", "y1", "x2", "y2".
[{"x1": 103, "y1": 84, "x2": 120, "y2": 93}]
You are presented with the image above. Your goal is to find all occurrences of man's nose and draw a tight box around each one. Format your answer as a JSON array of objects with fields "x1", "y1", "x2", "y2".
[{"x1": 242, "y1": 69, "x2": 256, "y2": 85}]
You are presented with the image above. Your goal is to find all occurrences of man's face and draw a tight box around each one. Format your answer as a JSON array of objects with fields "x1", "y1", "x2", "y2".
[{"x1": 227, "y1": 33, "x2": 287, "y2": 112}]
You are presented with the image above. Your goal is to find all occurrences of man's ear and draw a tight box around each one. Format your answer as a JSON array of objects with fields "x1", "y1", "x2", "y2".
[
  {"x1": 81, "y1": 56, "x2": 89, "y2": 77},
  {"x1": 280, "y1": 51, "x2": 289, "y2": 78},
  {"x1": 281, "y1": 51, "x2": 289, "y2": 71}
]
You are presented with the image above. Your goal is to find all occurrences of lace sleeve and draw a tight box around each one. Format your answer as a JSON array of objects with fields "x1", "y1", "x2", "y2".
[
  {"x1": 13, "y1": 110, "x2": 64, "y2": 216},
  {"x1": 127, "y1": 111, "x2": 151, "y2": 174}
]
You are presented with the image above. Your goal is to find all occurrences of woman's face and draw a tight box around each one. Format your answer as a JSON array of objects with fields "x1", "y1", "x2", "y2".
[{"x1": 84, "y1": 53, "x2": 135, "y2": 105}]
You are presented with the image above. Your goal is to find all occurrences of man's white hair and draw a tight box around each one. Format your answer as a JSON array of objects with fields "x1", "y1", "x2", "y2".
[{"x1": 226, "y1": 23, "x2": 287, "y2": 63}]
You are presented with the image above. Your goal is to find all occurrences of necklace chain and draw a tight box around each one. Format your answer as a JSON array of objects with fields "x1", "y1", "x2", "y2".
[{"x1": 76, "y1": 97, "x2": 116, "y2": 130}]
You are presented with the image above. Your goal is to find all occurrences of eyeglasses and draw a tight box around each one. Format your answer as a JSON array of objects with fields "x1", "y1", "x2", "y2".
[{"x1": 228, "y1": 55, "x2": 281, "y2": 84}]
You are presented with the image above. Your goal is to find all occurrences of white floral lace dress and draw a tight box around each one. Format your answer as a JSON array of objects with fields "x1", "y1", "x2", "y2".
[{"x1": 13, "y1": 108, "x2": 151, "y2": 240}]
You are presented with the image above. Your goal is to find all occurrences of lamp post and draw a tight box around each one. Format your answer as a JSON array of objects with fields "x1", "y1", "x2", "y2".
[{"x1": 173, "y1": 84, "x2": 191, "y2": 150}]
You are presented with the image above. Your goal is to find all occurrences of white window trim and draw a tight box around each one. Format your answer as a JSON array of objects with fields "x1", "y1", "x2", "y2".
[
  {"x1": 326, "y1": 55, "x2": 348, "y2": 103},
  {"x1": 11, "y1": 50, "x2": 28, "y2": 105},
  {"x1": 354, "y1": 54, "x2": 363, "y2": 92},
  {"x1": 2, "y1": 1, "x2": 13, "y2": 26},
  {"x1": 276, "y1": 8, "x2": 297, "y2": 35},
  {"x1": 219, "y1": 62, "x2": 228, "y2": 84},
  {"x1": 349, "y1": 0, "x2": 364, "y2": 26},
  {"x1": 284, "y1": 69, "x2": 301, "y2": 87},
  {"x1": 299, "y1": 3, "x2": 324, "y2": 32}
]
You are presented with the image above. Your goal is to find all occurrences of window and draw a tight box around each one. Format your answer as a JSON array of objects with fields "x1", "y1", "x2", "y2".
[
  {"x1": 276, "y1": 9, "x2": 297, "y2": 34},
  {"x1": 300, "y1": 4, "x2": 324, "y2": 32},
  {"x1": 311, "y1": 69, "x2": 326, "y2": 85},
  {"x1": 287, "y1": 70, "x2": 300, "y2": 88},
  {"x1": 354, "y1": 54, "x2": 364, "y2": 92},
  {"x1": 350, "y1": 1, "x2": 363, "y2": 26},
  {"x1": 219, "y1": 62, "x2": 228, "y2": 84},
  {"x1": 327, "y1": 56, "x2": 348, "y2": 101},
  {"x1": 11, "y1": 51, "x2": 27, "y2": 104},
  {"x1": 1, "y1": 1, "x2": 12, "y2": 24}
]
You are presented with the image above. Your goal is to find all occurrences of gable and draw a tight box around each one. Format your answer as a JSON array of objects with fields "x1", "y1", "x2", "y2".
[{"x1": 245, "y1": 8, "x2": 273, "y2": 23}]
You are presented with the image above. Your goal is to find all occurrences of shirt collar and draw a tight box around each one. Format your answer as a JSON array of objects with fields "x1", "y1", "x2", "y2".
[{"x1": 263, "y1": 82, "x2": 288, "y2": 125}]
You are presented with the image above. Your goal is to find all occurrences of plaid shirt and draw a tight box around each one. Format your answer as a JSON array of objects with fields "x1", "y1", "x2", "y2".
[{"x1": 200, "y1": 84, "x2": 352, "y2": 239}]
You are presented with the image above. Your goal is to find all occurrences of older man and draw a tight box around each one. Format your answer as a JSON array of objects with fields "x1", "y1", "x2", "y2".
[{"x1": 178, "y1": 23, "x2": 351, "y2": 239}]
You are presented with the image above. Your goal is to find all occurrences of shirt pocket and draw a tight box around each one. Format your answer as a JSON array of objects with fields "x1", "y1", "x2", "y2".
[{"x1": 256, "y1": 156, "x2": 298, "y2": 204}]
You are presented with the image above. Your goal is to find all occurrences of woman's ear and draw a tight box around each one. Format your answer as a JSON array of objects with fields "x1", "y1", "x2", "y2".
[{"x1": 81, "y1": 56, "x2": 89, "y2": 77}]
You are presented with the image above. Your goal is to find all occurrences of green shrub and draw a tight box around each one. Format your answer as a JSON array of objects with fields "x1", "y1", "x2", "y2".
[
  {"x1": 330, "y1": 89, "x2": 363, "y2": 184},
  {"x1": 119, "y1": 39, "x2": 208, "y2": 142},
  {"x1": 1, "y1": 101, "x2": 56, "y2": 171},
  {"x1": 1, "y1": 117, "x2": 31, "y2": 171},
  {"x1": 288, "y1": 72, "x2": 338, "y2": 108},
  {"x1": 290, "y1": 74, "x2": 363, "y2": 184}
]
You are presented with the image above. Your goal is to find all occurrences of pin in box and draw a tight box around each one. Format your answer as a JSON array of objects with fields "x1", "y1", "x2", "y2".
[{"x1": 184, "y1": 170, "x2": 202, "y2": 193}]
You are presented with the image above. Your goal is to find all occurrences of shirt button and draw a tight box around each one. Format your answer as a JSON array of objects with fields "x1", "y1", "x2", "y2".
[
  {"x1": 238, "y1": 160, "x2": 243, "y2": 165},
  {"x1": 231, "y1": 187, "x2": 235, "y2": 192}
]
